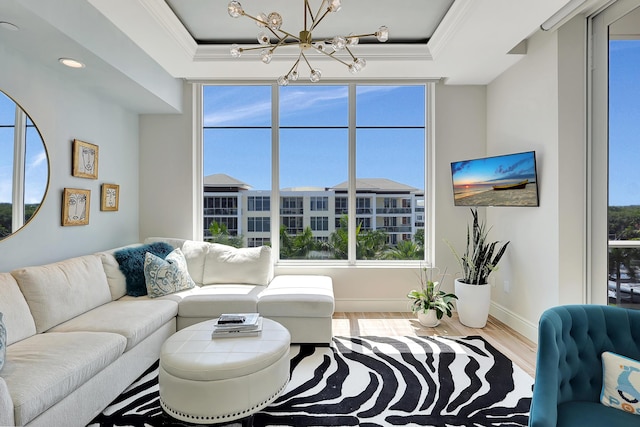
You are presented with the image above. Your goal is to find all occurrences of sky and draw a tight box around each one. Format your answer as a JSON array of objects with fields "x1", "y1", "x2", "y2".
[
  {"x1": 202, "y1": 84, "x2": 426, "y2": 191},
  {"x1": 609, "y1": 39, "x2": 640, "y2": 206},
  {"x1": 451, "y1": 151, "x2": 537, "y2": 189},
  {"x1": 0, "y1": 92, "x2": 48, "y2": 204}
]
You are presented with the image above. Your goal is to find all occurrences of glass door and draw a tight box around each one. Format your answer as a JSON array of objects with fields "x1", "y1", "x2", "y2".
[{"x1": 590, "y1": 0, "x2": 640, "y2": 308}]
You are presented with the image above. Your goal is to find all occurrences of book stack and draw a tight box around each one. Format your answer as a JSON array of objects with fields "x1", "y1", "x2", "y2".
[{"x1": 211, "y1": 313, "x2": 263, "y2": 339}]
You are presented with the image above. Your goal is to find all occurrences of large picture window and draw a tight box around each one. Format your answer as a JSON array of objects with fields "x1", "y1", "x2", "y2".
[{"x1": 202, "y1": 83, "x2": 429, "y2": 263}]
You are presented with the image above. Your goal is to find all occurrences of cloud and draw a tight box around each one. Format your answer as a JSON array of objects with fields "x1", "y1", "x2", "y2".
[{"x1": 451, "y1": 161, "x2": 470, "y2": 174}]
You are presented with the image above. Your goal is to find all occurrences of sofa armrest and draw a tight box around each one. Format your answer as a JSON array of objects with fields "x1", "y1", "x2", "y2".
[{"x1": 0, "y1": 376, "x2": 15, "y2": 427}]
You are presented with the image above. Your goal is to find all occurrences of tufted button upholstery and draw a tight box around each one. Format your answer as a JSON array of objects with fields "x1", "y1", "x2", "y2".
[{"x1": 529, "y1": 305, "x2": 640, "y2": 427}]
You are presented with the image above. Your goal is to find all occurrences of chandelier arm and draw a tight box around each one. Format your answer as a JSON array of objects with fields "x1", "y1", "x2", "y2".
[
  {"x1": 310, "y1": 7, "x2": 332, "y2": 31},
  {"x1": 300, "y1": 52, "x2": 314, "y2": 70},
  {"x1": 315, "y1": 48, "x2": 351, "y2": 66},
  {"x1": 344, "y1": 46, "x2": 357, "y2": 61},
  {"x1": 345, "y1": 32, "x2": 377, "y2": 39},
  {"x1": 305, "y1": 0, "x2": 312, "y2": 31},
  {"x1": 286, "y1": 56, "x2": 302, "y2": 76}
]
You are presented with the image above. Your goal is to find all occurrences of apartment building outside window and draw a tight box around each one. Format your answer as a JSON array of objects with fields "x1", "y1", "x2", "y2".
[{"x1": 202, "y1": 83, "x2": 429, "y2": 263}]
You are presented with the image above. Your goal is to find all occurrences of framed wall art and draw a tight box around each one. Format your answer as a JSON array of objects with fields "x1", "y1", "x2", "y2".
[
  {"x1": 62, "y1": 188, "x2": 90, "y2": 226},
  {"x1": 101, "y1": 183, "x2": 119, "y2": 211},
  {"x1": 72, "y1": 139, "x2": 99, "y2": 179}
]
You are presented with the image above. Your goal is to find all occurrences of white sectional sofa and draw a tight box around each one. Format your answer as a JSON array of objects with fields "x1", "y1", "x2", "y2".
[{"x1": 0, "y1": 238, "x2": 334, "y2": 427}]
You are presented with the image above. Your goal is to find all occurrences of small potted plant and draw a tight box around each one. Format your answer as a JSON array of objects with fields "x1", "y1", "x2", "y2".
[{"x1": 407, "y1": 267, "x2": 457, "y2": 327}]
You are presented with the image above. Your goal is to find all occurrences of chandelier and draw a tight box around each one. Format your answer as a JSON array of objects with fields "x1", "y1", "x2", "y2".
[{"x1": 227, "y1": 0, "x2": 389, "y2": 85}]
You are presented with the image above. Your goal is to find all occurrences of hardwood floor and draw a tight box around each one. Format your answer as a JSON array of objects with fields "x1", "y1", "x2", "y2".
[{"x1": 332, "y1": 312, "x2": 537, "y2": 377}]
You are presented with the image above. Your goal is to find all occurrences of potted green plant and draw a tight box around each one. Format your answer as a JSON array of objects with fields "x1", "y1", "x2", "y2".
[
  {"x1": 407, "y1": 267, "x2": 457, "y2": 327},
  {"x1": 447, "y1": 208, "x2": 509, "y2": 328}
]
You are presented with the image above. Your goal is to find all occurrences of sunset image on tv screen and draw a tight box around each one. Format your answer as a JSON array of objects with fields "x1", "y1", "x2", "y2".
[{"x1": 451, "y1": 151, "x2": 539, "y2": 207}]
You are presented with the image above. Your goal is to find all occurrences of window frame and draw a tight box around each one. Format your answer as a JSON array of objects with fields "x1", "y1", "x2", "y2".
[{"x1": 196, "y1": 81, "x2": 434, "y2": 267}]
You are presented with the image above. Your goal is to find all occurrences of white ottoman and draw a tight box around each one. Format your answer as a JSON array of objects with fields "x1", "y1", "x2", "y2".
[
  {"x1": 258, "y1": 275, "x2": 334, "y2": 344},
  {"x1": 158, "y1": 318, "x2": 290, "y2": 425}
]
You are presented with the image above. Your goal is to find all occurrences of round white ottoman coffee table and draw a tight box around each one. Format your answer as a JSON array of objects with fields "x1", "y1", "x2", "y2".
[{"x1": 158, "y1": 317, "x2": 291, "y2": 425}]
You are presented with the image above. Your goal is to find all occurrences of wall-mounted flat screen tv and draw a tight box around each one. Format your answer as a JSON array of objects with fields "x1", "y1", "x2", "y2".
[{"x1": 451, "y1": 151, "x2": 539, "y2": 207}]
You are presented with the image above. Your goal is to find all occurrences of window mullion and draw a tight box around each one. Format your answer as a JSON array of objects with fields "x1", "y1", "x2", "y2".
[
  {"x1": 272, "y1": 83, "x2": 281, "y2": 260},
  {"x1": 348, "y1": 84, "x2": 357, "y2": 264}
]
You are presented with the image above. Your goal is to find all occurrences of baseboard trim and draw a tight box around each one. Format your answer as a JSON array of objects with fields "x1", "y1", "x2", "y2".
[
  {"x1": 335, "y1": 298, "x2": 411, "y2": 313},
  {"x1": 489, "y1": 302, "x2": 538, "y2": 343}
]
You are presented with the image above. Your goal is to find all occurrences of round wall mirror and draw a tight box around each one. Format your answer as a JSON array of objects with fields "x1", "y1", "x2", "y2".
[{"x1": 0, "y1": 90, "x2": 49, "y2": 240}]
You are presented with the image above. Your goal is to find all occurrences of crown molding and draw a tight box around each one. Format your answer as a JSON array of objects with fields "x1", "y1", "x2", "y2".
[
  {"x1": 427, "y1": 0, "x2": 474, "y2": 60},
  {"x1": 137, "y1": 0, "x2": 198, "y2": 58},
  {"x1": 194, "y1": 44, "x2": 433, "y2": 63}
]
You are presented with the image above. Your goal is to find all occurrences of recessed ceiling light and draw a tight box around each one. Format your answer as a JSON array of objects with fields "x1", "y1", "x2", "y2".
[
  {"x1": 0, "y1": 21, "x2": 19, "y2": 31},
  {"x1": 58, "y1": 58, "x2": 85, "y2": 69}
]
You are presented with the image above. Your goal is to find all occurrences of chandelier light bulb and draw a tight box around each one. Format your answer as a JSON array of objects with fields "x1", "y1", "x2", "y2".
[
  {"x1": 329, "y1": 0, "x2": 342, "y2": 12},
  {"x1": 228, "y1": 1, "x2": 243, "y2": 18},
  {"x1": 261, "y1": 49, "x2": 273, "y2": 64},
  {"x1": 256, "y1": 12, "x2": 267, "y2": 27},
  {"x1": 230, "y1": 44, "x2": 242, "y2": 58},
  {"x1": 313, "y1": 42, "x2": 326, "y2": 52},
  {"x1": 277, "y1": 75, "x2": 289, "y2": 86},
  {"x1": 267, "y1": 12, "x2": 282, "y2": 30},
  {"x1": 226, "y1": 1, "x2": 388, "y2": 83},
  {"x1": 331, "y1": 36, "x2": 347, "y2": 51},
  {"x1": 258, "y1": 32, "x2": 270, "y2": 45},
  {"x1": 376, "y1": 26, "x2": 389, "y2": 42},
  {"x1": 309, "y1": 69, "x2": 322, "y2": 83}
]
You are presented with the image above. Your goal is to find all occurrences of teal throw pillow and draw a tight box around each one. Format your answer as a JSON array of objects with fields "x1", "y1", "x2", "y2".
[
  {"x1": 601, "y1": 351, "x2": 640, "y2": 416},
  {"x1": 144, "y1": 248, "x2": 195, "y2": 298},
  {"x1": 114, "y1": 242, "x2": 174, "y2": 296}
]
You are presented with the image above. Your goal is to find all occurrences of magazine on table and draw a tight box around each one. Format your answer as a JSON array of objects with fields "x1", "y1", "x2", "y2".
[{"x1": 212, "y1": 314, "x2": 262, "y2": 338}]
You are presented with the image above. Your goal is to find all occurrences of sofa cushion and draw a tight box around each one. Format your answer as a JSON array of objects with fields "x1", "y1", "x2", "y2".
[
  {"x1": 48, "y1": 299, "x2": 178, "y2": 352},
  {"x1": 258, "y1": 275, "x2": 335, "y2": 317},
  {"x1": 3, "y1": 331, "x2": 126, "y2": 426},
  {"x1": 114, "y1": 242, "x2": 174, "y2": 296},
  {"x1": 180, "y1": 240, "x2": 209, "y2": 285},
  {"x1": 0, "y1": 273, "x2": 36, "y2": 345},
  {"x1": 144, "y1": 249, "x2": 196, "y2": 298},
  {"x1": 203, "y1": 243, "x2": 273, "y2": 286},
  {"x1": 558, "y1": 401, "x2": 638, "y2": 426},
  {"x1": 601, "y1": 351, "x2": 640, "y2": 416},
  {"x1": 11, "y1": 255, "x2": 112, "y2": 333},
  {"x1": 178, "y1": 284, "x2": 265, "y2": 318}
]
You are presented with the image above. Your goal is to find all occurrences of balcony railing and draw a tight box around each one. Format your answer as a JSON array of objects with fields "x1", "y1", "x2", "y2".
[
  {"x1": 379, "y1": 226, "x2": 412, "y2": 233},
  {"x1": 376, "y1": 208, "x2": 412, "y2": 214},
  {"x1": 280, "y1": 208, "x2": 304, "y2": 215},
  {"x1": 204, "y1": 208, "x2": 238, "y2": 216}
]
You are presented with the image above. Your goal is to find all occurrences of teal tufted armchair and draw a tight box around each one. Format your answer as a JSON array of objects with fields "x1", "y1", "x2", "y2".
[{"x1": 529, "y1": 305, "x2": 640, "y2": 427}]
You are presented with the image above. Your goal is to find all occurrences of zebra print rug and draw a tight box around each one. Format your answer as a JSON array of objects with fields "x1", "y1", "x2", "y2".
[{"x1": 88, "y1": 335, "x2": 533, "y2": 427}]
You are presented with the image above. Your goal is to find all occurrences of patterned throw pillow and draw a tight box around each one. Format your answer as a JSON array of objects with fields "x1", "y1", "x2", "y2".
[
  {"x1": 601, "y1": 351, "x2": 640, "y2": 416},
  {"x1": 114, "y1": 242, "x2": 174, "y2": 296},
  {"x1": 143, "y1": 248, "x2": 195, "y2": 298}
]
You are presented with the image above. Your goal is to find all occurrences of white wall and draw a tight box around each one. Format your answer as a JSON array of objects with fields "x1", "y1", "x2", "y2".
[
  {"x1": 0, "y1": 46, "x2": 140, "y2": 271},
  {"x1": 485, "y1": 16, "x2": 587, "y2": 340}
]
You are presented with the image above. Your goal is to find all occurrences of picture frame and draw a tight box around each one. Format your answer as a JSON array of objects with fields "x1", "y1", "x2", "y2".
[
  {"x1": 101, "y1": 183, "x2": 119, "y2": 211},
  {"x1": 62, "y1": 188, "x2": 90, "y2": 226},
  {"x1": 72, "y1": 139, "x2": 99, "y2": 179}
]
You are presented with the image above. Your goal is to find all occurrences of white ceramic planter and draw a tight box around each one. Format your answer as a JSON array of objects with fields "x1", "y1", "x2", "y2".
[
  {"x1": 417, "y1": 310, "x2": 440, "y2": 327},
  {"x1": 454, "y1": 278, "x2": 491, "y2": 328}
]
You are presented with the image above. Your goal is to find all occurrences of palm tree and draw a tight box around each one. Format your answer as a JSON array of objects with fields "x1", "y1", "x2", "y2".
[
  {"x1": 608, "y1": 247, "x2": 640, "y2": 306},
  {"x1": 207, "y1": 221, "x2": 244, "y2": 248}
]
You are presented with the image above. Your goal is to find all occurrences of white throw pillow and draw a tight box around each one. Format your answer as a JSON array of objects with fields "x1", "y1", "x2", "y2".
[
  {"x1": 144, "y1": 248, "x2": 196, "y2": 298},
  {"x1": 601, "y1": 351, "x2": 640, "y2": 416},
  {"x1": 203, "y1": 243, "x2": 273, "y2": 286}
]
